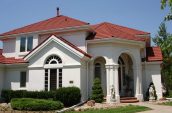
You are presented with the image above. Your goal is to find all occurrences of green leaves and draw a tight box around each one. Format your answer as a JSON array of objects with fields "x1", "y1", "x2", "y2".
[
  {"x1": 161, "y1": 0, "x2": 172, "y2": 21},
  {"x1": 153, "y1": 22, "x2": 172, "y2": 90}
]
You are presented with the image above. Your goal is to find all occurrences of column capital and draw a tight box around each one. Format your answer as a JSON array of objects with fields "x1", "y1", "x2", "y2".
[{"x1": 105, "y1": 64, "x2": 119, "y2": 69}]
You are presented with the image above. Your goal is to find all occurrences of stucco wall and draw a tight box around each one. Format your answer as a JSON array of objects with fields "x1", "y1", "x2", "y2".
[
  {"x1": 142, "y1": 62, "x2": 162, "y2": 99},
  {"x1": 0, "y1": 67, "x2": 4, "y2": 95},
  {"x1": 27, "y1": 68, "x2": 45, "y2": 91},
  {"x1": 38, "y1": 31, "x2": 87, "y2": 51},
  {"x1": 2, "y1": 38, "x2": 16, "y2": 57},
  {"x1": 3, "y1": 34, "x2": 38, "y2": 58},
  {"x1": 4, "y1": 67, "x2": 28, "y2": 90},
  {"x1": 28, "y1": 41, "x2": 81, "y2": 68},
  {"x1": 80, "y1": 63, "x2": 88, "y2": 101}
]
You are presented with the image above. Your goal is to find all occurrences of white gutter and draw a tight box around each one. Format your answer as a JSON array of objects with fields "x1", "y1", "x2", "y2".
[
  {"x1": 87, "y1": 37, "x2": 145, "y2": 48},
  {"x1": 0, "y1": 25, "x2": 92, "y2": 39}
]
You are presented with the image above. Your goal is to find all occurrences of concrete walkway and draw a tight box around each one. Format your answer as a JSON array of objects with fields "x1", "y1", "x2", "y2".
[{"x1": 129, "y1": 102, "x2": 172, "y2": 113}]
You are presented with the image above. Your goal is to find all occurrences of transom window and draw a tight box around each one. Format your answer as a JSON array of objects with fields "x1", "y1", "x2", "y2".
[
  {"x1": 20, "y1": 36, "x2": 33, "y2": 52},
  {"x1": 45, "y1": 55, "x2": 62, "y2": 64}
]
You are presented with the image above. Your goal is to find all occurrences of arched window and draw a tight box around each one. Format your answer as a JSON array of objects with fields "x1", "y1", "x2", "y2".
[
  {"x1": 118, "y1": 57, "x2": 124, "y2": 65},
  {"x1": 95, "y1": 63, "x2": 101, "y2": 79},
  {"x1": 45, "y1": 55, "x2": 62, "y2": 64}
]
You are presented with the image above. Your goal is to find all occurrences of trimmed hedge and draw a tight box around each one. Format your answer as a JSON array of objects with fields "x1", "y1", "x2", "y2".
[
  {"x1": 54, "y1": 87, "x2": 81, "y2": 107},
  {"x1": 1, "y1": 87, "x2": 81, "y2": 106},
  {"x1": 11, "y1": 98, "x2": 63, "y2": 111},
  {"x1": 1, "y1": 90, "x2": 55, "y2": 102}
]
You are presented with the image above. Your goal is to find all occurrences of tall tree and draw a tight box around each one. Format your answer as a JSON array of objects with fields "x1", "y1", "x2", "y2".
[
  {"x1": 161, "y1": 0, "x2": 172, "y2": 20},
  {"x1": 153, "y1": 22, "x2": 172, "y2": 90}
]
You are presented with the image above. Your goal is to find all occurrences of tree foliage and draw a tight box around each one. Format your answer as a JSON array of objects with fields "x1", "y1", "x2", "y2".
[
  {"x1": 161, "y1": 0, "x2": 172, "y2": 21},
  {"x1": 153, "y1": 22, "x2": 172, "y2": 90}
]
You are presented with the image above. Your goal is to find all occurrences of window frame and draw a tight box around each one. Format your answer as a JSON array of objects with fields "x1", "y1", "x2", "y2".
[{"x1": 20, "y1": 36, "x2": 33, "y2": 52}]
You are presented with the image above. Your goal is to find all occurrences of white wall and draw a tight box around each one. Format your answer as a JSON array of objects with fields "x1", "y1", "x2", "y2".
[
  {"x1": 39, "y1": 31, "x2": 88, "y2": 51},
  {"x1": 29, "y1": 41, "x2": 81, "y2": 68},
  {"x1": 143, "y1": 62, "x2": 162, "y2": 100},
  {"x1": 88, "y1": 42, "x2": 143, "y2": 100},
  {"x1": 27, "y1": 68, "x2": 45, "y2": 91},
  {"x1": 2, "y1": 38, "x2": 16, "y2": 57},
  {"x1": 0, "y1": 66, "x2": 4, "y2": 95},
  {"x1": 4, "y1": 66, "x2": 28, "y2": 90},
  {"x1": 2, "y1": 34, "x2": 38, "y2": 58}
]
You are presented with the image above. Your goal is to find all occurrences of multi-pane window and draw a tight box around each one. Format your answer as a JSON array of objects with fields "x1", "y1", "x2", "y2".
[
  {"x1": 45, "y1": 69, "x2": 48, "y2": 91},
  {"x1": 59, "y1": 69, "x2": 62, "y2": 88},
  {"x1": 20, "y1": 36, "x2": 33, "y2": 52},
  {"x1": 20, "y1": 71, "x2": 26, "y2": 87}
]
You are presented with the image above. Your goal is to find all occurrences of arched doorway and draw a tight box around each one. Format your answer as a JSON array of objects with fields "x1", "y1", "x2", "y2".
[
  {"x1": 118, "y1": 53, "x2": 134, "y2": 97},
  {"x1": 44, "y1": 55, "x2": 63, "y2": 91},
  {"x1": 94, "y1": 57, "x2": 106, "y2": 96}
]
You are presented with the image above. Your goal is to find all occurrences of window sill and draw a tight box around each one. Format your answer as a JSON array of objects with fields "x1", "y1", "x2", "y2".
[
  {"x1": 19, "y1": 87, "x2": 27, "y2": 90},
  {"x1": 19, "y1": 52, "x2": 29, "y2": 57}
]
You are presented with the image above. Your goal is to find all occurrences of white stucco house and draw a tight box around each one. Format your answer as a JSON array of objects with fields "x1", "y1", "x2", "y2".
[{"x1": 0, "y1": 12, "x2": 163, "y2": 103}]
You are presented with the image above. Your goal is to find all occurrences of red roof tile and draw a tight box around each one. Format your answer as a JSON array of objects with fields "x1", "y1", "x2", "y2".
[
  {"x1": 146, "y1": 47, "x2": 163, "y2": 62},
  {"x1": 0, "y1": 15, "x2": 89, "y2": 36},
  {"x1": 24, "y1": 35, "x2": 92, "y2": 59},
  {"x1": 91, "y1": 22, "x2": 149, "y2": 41},
  {"x1": 0, "y1": 55, "x2": 27, "y2": 64}
]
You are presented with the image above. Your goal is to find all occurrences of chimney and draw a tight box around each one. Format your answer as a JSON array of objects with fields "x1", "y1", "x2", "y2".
[{"x1": 57, "y1": 7, "x2": 60, "y2": 16}]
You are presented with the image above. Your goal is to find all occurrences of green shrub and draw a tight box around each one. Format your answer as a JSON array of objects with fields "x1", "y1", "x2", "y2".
[
  {"x1": 11, "y1": 98, "x2": 63, "y2": 111},
  {"x1": 91, "y1": 78, "x2": 104, "y2": 103},
  {"x1": 54, "y1": 87, "x2": 81, "y2": 107},
  {"x1": 1, "y1": 90, "x2": 55, "y2": 102}
]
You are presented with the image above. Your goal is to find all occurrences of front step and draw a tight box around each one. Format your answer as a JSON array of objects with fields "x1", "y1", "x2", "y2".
[{"x1": 120, "y1": 97, "x2": 139, "y2": 103}]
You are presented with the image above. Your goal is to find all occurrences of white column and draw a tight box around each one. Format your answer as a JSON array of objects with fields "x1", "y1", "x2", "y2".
[
  {"x1": 134, "y1": 64, "x2": 143, "y2": 101},
  {"x1": 114, "y1": 65, "x2": 120, "y2": 103},
  {"x1": 105, "y1": 65, "x2": 111, "y2": 103}
]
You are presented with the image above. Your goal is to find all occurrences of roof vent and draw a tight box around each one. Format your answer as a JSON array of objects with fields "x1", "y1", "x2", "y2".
[{"x1": 56, "y1": 7, "x2": 60, "y2": 16}]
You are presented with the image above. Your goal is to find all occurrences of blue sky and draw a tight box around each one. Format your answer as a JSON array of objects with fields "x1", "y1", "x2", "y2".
[{"x1": 0, "y1": 0, "x2": 171, "y2": 48}]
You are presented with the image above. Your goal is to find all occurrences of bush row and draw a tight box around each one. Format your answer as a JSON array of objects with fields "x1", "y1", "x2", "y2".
[
  {"x1": 11, "y1": 98, "x2": 63, "y2": 111},
  {"x1": 1, "y1": 87, "x2": 81, "y2": 107},
  {"x1": 1, "y1": 90, "x2": 55, "y2": 103}
]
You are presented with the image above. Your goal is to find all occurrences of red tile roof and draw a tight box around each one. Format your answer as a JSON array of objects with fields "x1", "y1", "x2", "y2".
[
  {"x1": 0, "y1": 15, "x2": 89, "y2": 36},
  {"x1": 24, "y1": 35, "x2": 92, "y2": 59},
  {"x1": 146, "y1": 47, "x2": 163, "y2": 62},
  {"x1": 91, "y1": 22, "x2": 149, "y2": 41},
  {"x1": 0, "y1": 55, "x2": 27, "y2": 64}
]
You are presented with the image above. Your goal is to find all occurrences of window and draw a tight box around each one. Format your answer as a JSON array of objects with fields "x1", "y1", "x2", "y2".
[
  {"x1": 20, "y1": 36, "x2": 33, "y2": 52},
  {"x1": 44, "y1": 69, "x2": 48, "y2": 91},
  {"x1": 20, "y1": 71, "x2": 26, "y2": 87},
  {"x1": 45, "y1": 55, "x2": 62, "y2": 64},
  {"x1": 44, "y1": 69, "x2": 63, "y2": 91},
  {"x1": 59, "y1": 69, "x2": 62, "y2": 88},
  {"x1": 95, "y1": 63, "x2": 101, "y2": 79}
]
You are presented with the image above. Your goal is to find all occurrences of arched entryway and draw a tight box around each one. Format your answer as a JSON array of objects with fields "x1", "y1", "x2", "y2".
[
  {"x1": 94, "y1": 57, "x2": 106, "y2": 96},
  {"x1": 118, "y1": 53, "x2": 134, "y2": 97},
  {"x1": 44, "y1": 55, "x2": 63, "y2": 91}
]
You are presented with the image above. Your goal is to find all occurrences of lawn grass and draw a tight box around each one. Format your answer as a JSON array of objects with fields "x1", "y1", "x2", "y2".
[
  {"x1": 160, "y1": 101, "x2": 172, "y2": 106},
  {"x1": 67, "y1": 105, "x2": 150, "y2": 113}
]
